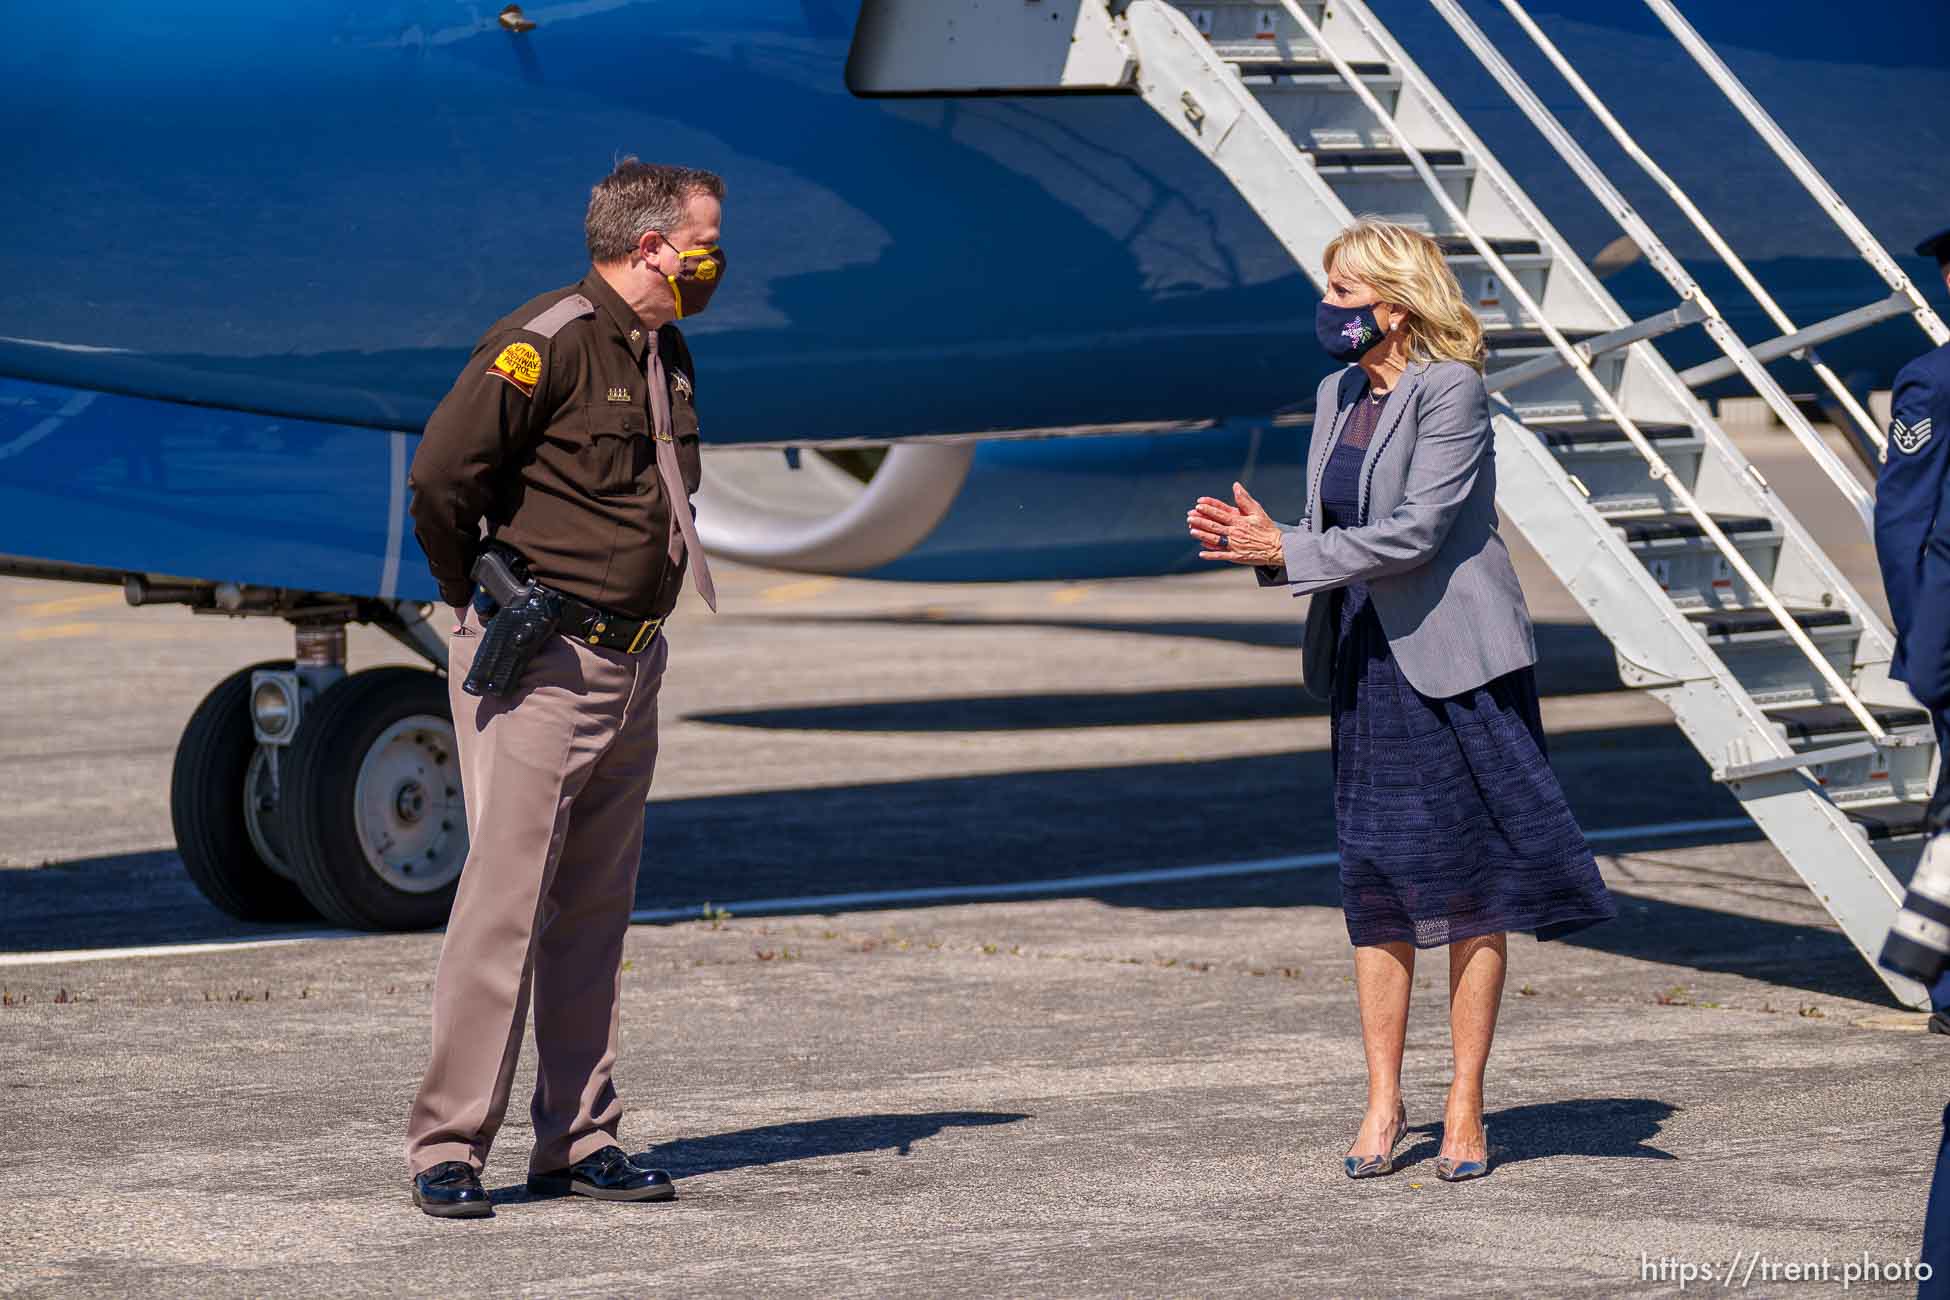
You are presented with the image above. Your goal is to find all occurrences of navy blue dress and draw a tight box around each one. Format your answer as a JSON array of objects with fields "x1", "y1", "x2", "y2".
[{"x1": 1320, "y1": 385, "x2": 1616, "y2": 949}]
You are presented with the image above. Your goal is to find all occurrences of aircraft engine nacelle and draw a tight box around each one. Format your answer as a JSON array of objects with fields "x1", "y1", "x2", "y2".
[{"x1": 699, "y1": 420, "x2": 1309, "y2": 582}]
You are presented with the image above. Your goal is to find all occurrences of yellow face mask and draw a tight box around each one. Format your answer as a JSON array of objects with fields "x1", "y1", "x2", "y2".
[{"x1": 668, "y1": 246, "x2": 726, "y2": 319}]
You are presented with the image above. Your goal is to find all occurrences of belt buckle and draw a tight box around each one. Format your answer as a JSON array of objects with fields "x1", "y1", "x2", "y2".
[{"x1": 626, "y1": 618, "x2": 663, "y2": 654}]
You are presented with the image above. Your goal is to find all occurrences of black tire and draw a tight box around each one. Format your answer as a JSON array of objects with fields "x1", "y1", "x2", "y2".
[
  {"x1": 282, "y1": 667, "x2": 466, "y2": 931},
  {"x1": 170, "y1": 662, "x2": 318, "y2": 922}
]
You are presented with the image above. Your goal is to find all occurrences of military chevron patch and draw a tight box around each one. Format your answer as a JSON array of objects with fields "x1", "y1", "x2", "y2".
[{"x1": 1891, "y1": 415, "x2": 1934, "y2": 455}]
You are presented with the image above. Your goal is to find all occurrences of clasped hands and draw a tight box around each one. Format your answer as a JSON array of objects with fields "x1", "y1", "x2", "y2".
[{"x1": 1186, "y1": 482, "x2": 1285, "y2": 568}]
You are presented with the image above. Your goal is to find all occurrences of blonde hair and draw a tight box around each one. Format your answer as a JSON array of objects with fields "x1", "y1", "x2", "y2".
[{"x1": 1323, "y1": 219, "x2": 1486, "y2": 372}]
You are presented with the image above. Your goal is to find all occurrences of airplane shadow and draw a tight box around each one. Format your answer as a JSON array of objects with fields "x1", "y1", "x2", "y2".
[
  {"x1": 1, "y1": 709, "x2": 1891, "y2": 1006},
  {"x1": 686, "y1": 622, "x2": 1622, "y2": 732},
  {"x1": 690, "y1": 681, "x2": 1318, "y2": 731},
  {"x1": 484, "y1": 1110, "x2": 1030, "y2": 1203},
  {"x1": 1392, "y1": 1097, "x2": 1678, "y2": 1171}
]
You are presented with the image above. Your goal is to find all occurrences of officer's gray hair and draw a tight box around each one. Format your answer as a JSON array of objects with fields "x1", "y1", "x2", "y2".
[{"x1": 585, "y1": 159, "x2": 726, "y2": 263}]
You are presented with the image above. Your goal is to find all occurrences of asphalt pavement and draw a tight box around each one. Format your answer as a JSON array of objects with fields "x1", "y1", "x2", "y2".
[{"x1": 0, "y1": 423, "x2": 1942, "y2": 1297}]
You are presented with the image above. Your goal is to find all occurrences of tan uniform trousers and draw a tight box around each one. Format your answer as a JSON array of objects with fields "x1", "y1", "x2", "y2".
[{"x1": 405, "y1": 606, "x2": 666, "y2": 1176}]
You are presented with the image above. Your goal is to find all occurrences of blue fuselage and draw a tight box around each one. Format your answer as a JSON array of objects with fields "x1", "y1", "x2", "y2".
[{"x1": 1, "y1": 1, "x2": 1945, "y2": 592}]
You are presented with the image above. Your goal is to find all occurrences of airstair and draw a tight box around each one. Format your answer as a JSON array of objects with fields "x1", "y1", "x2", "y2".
[{"x1": 847, "y1": 0, "x2": 1948, "y2": 1006}]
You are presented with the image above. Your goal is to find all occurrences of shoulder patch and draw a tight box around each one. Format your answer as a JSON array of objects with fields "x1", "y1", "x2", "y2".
[
  {"x1": 671, "y1": 370, "x2": 694, "y2": 400},
  {"x1": 487, "y1": 341, "x2": 543, "y2": 397},
  {"x1": 1891, "y1": 415, "x2": 1934, "y2": 456}
]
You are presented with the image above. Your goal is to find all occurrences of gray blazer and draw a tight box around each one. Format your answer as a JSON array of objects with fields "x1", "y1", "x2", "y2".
[{"x1": 1260, "y1": 359, "x2": 1537, "y2": 700}]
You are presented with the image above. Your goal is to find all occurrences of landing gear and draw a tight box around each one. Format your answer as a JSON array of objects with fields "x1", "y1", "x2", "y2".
[
  {"x1": 159, "y1": 590, "x2": 467, "y2": 933},
  {"x1": 170, "y1": 662, "x2": 317, "y2": 922},
  {"x1": 282, "y1": 668, "x2": 467, "y2": 930}
]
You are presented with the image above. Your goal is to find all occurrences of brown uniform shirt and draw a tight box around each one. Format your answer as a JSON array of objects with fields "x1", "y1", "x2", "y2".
[{"x1": 408, "y1": 271, "x2": 704, "y2": 622}]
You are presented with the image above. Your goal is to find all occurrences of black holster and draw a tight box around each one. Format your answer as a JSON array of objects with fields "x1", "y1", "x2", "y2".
[{"x1": 462, "y1": 547, "x2": 561, "y2": 698}]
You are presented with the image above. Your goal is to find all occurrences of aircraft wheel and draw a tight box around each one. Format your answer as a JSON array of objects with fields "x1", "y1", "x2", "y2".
[
  {"x1": 282, "y1": 667, "x2": 468, "y2": 931},
  {"x1": 170, "y1": 662, "x2": 318, "y2": 922}
]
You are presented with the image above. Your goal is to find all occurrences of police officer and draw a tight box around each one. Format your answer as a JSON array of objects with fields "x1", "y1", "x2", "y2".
[{"x1": 400, "y1": 159, "x2": 725, "y2": 1218}]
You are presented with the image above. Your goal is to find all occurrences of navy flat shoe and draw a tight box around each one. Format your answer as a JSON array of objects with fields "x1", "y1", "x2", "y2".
[{"x1": 1343, "y1": 1100, "x2": 1408, "y2": 1179}]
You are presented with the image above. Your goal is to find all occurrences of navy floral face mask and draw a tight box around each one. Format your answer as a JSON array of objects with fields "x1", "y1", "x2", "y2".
[{"x1": 1316, "y1": 300, "x2": 1383, "y2": 362}]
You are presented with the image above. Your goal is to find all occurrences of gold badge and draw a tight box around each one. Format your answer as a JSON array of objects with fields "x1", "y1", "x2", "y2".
[
  {"x1": 486, "y1": 341, "x2": 542, "y2": 397},
  {"x1": 606, "y1": 386, "x2": 632, "y2": 403}
]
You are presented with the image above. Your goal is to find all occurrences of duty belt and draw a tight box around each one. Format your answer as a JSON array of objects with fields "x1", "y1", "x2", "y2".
[{"x1": 556, "y1": 593, "x2": 665, "y2": 654}]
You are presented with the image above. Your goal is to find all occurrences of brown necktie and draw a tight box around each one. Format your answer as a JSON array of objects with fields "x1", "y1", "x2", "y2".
[{"x1": 645, "y1": 340, "x2": 717, "y2": 613}]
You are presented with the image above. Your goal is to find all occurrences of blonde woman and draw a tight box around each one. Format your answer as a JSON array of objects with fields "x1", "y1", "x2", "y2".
[{"x1": 1186, "y1": 220, "x2": 1615, "y2": 1182}]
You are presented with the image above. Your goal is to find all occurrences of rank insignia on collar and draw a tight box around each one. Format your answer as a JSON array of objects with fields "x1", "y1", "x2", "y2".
[
  {"x1": 486, "y1": 341, "x2": 542, "y2": 397},
  {"x1": 606, "y1": 386, "x2": 632, "y2": 403},
  {"x1": 671, "y1": 371, "x2": 693, "y2": 399},
  {"x1": 1891, "y1": 416, "x2": 1933, "y2": 455}
]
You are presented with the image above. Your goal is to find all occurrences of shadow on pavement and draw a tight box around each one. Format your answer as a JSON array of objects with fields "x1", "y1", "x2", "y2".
[
  {"x1": 701, "y1": 621, "x2": 1623, "y2": 728},
  {"x1": 483, "y1": 1111, "x2": 1031, "y2": 1203},
  {"x1": 1394, "y1": 1097, "x2": 1679, "y2": 1171},
  {"x1": 689, "y1": 682, "x2": 1320, "y2": 732},
  {"x1": 5, "y1": 711, "x2": 1888, "y2": 1006}
]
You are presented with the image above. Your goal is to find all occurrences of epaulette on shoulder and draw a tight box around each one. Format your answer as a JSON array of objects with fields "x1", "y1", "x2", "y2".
[{"x1": 522, "y1": 294, "x2": 597, "y2": 340}]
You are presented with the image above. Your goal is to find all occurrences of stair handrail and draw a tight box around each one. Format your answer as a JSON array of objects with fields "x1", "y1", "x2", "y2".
[
  {"x1": 1425, "y1": 0, "x2": 1876, "y2": 534},
  {"x1": 1641, "y1": 0, "x2": 1948, "y2": 348},
  {"x1": 1274, "y1": 0, "x2": 1890, "y2": 743},
  {"x1": 1482, "y1": 0, "x2": 1888, "y2": 459}
]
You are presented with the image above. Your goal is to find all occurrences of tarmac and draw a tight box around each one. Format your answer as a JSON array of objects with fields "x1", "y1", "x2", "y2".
[{"x1": 0, "y1": 421, "x2": 1943, "y2": 1297}]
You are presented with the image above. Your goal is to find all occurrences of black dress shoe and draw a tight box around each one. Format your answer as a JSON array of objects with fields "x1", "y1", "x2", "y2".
[
  {"x1": 527, "y1": 1145, "x2": 676, "y2": 1202},
  {"x1": 412, "y1": 1160, "x2": 492, "y2": 1219}
]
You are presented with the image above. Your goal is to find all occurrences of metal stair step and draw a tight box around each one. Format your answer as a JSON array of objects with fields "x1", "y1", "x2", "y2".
[
  {"x1": 1770, "y1": 702, "x2": 1934, "y2": 743},
  {"x1": 1531, "y1": 420, "x2": 1692, "y2": 452},
  {"x1": 1612, "y1": 513, "x2": 1780, "y2": 610},
  {"x1": 1616, "y1": 513, "x2": 1772, "y2": 544},
  {"x1": 1848, "y1": 802, "x2": 1934, "y2": 841},
  {"x1": 1440, "y1": 237, "x2": 1540, "y2": 257},
  {"x1": 1482, "y1": 329, "x2": 1605, "y2": 351},
  {"x1": 1306, "y1": 149, "x2": 1468, "y2": 169},
  {"x1": 1228, "y1": 60, "x2": 1392, "y2": 76},
  {"x1": 1512, "y1": 425, "x2": 1702, "y2": 519},
  {"x1": 1760, "y1": 701, "x2": 1937, "y2": 806},
  {"x1": 1689, "y1": 607, "x2": 1852, "y2": 639}
]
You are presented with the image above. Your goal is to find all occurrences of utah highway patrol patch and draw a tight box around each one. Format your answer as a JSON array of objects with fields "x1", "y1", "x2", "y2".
[
  {"x1": 672, "y1": 371, "x2": 694, "y2": 400},
  {"x1": 487, "y1": 341, "x2": 543, "y2": 397},
  {"x1": 1891, "y1": 415, "x2": 1934, "y2": 456}
]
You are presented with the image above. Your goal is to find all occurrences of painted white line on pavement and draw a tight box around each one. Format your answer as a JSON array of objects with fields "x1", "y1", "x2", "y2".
[
  {"x1": 0, "y1": 815, "x2": 1758, "y2": 967},
  {"x1": 0, "y1": 931, "x2": 362, "y2": 969}
]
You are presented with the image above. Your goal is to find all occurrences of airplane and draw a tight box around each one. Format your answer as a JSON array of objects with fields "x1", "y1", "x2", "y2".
[{"x1": 2, "y1": 0, "x2": 1944, "y2": 932}]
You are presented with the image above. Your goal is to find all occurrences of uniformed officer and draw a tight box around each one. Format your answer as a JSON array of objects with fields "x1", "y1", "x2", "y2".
[
  {"x1": 1876, "y1": 228, "x2": 1950, "y2": 802},
  {"x1": 1874, "y1": 228, "x2": 1950, "y2": 1300},
  {"x1": 400, "y1": 159, "x2": 725, "y2": 1218},
  {"x1": 1874, "y1": 227, "x2": 1950, "y2": 999}
]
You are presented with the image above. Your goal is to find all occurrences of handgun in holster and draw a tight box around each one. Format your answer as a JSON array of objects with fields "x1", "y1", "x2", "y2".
[{"x1": 461, "y1": 546, "x2": 561, "y2": 698}]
